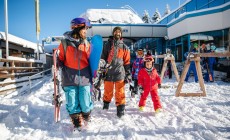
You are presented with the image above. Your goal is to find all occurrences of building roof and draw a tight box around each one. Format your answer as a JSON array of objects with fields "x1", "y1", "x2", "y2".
[{"x1": 0, "y1": 32, "x2": 42, "y2": 53}]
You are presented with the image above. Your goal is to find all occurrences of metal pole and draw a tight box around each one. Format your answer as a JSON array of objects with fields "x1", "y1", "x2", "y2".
[{"x1": 4, "y1": 0, "x2": 9, "y2": 67}]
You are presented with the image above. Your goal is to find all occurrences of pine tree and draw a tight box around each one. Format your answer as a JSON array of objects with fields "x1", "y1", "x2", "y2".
[
  {"x1": 152, "y1": 8, "x2": 161, "y2": 23},
  {"x1": 142, "y1": 10, "x2": 151, "y2": 23},
  {"x1": 164, "y1": 4, "x2": 171, "y2": 16}
]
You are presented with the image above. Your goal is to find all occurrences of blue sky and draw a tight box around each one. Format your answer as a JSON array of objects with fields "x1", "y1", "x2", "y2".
[{"x1": 0, "y1": 0, "x2": 186, "y2": 43}]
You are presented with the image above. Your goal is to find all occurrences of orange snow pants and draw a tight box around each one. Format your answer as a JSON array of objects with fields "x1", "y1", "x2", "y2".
[{"x1": 103, "y1": 80, "x2": 126, "y2": 106}]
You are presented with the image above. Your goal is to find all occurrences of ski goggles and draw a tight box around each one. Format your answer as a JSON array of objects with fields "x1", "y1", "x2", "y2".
[
  {"x1": 144, "y1": 56, "x2": 154, "y2": 62},
  {"x1": 71, "y1": 24, "x2": 90, "y2": 30}
]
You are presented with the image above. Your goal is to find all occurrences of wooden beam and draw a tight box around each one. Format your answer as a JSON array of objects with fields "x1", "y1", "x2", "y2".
[
  {"x1": 175, "y1": 60, "x2": 190, "y2": 97},
  {"x1": 0, "y1": 67, "x2": 42, "y2": 71},
  {"x1": 0, "y1": 58, "x2": 43, "y2": 64},
  {"x1": 194, "y1": 52, "x2": 230, "y2": 57},
  {"x1": 0, "y1": 72, "x2": 38, "y2": 78},
  {"x1": 178, "y1": 93, "x2": 204, "y2": 97},
  {"x1": 160, "y1": 60, "x2": 168, "y2": 80}
]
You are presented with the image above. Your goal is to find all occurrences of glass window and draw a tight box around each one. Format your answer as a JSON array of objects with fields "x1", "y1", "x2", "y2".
[
  {"x1": 197, "y1": 0, "x2": 209, "y2": 10},
  {"x1": 175, "y1": 6, "x2": 186, "y2": 18},
  {"x1": 159, "y1": 18, "x2": 168, "y2": 24},
  {"x1": 176, "y1": 37, "x2": 181, "y2": 44},
  {"x1": 209, "y1": 0, "x2": 224, "y2": 8},
  {"x1": 186, "y1": 0, "x2": 197, "y2": 12},
  {"x1": 167, "y1": 12, "x2": 175, "y2": 23},
  {"x1": 182, "y1": 35, "x2": 189, "y2": 53}
]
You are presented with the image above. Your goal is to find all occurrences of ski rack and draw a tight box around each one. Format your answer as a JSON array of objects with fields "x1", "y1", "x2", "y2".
[
  {"x1": 176, "y1": 52, "x2": 230, "y2": 97},
  {"x1": 157, "y1": 54, "x2": 180, "y2": 82}
]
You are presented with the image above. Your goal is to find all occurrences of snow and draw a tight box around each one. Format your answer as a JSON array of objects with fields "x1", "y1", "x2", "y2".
[
  {"x1": 81, "y1": 9, "x2": 144, "y2": 24},
  {"x1": 0, "y1": 75, "x2": 230, "y2": 139}
]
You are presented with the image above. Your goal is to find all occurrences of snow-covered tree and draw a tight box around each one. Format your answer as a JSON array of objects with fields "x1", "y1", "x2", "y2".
[
  {"x1": 164, "y1": 4, "x2": 171, "y2": 16},
  {"x1": 142, "y1": 10, "x2": 151, "y2": 23},
  {"x1": 152, "y1": 8, "x2": 161, "y2": 23}
]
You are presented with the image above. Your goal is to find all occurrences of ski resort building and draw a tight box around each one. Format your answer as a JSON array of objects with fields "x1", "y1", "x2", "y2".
[{"x1": 82, "y1": 0, "x2": 230, "y2": 75}]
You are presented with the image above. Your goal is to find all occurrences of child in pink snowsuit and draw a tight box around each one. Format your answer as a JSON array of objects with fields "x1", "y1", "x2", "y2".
[{"x1": 138, "y1": 54, "x2": 162, "y2": 112}]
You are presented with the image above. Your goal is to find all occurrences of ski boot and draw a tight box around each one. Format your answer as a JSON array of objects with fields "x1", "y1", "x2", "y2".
[
  {"x1": 82, "y1": 111, "x2": 91, "y2": 127},
  {"x1": 70, "y1": 113, "x2": 83, "y2": 132},
  {"x1": 139, "y1": 106, "x2": 145, "y2": 111},
  {"x1": 117, "y1": 104, "x2": 125, "y2": 118},
  {"x1": 103, "y1": 101, "x2": 110, "y2": 110}
]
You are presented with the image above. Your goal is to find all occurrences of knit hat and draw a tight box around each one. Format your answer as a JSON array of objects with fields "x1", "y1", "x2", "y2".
[{"x1": 113, "y1": 26, "x2": 122, "y2": 35}]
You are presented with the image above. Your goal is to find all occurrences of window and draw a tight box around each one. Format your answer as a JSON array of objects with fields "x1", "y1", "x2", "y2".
[
  {"x1": 186, "y1": 0, "x2": 197, "y2": 12},
  {"x1": 167, "y1": 13, "x2": 175, "y2": 23},
  {"x1": 159, "y1": 18, "x2": 168, "y2": 24},
  {"x1": 197, "y1": 0, "x2": 209, "y2": 10},
  {"x1": 209, "y1": 0, "x2": 225, "y2": 8}
]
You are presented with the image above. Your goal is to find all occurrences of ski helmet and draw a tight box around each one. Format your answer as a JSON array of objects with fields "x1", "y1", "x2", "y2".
[
  {"x1": 70, "y1": 18, "x2": 91, "y2": 30},
  {"x1": 143, "y1": 55, "x2": 154, "y2": 62},
  {"x1": 193, "y1": 43, "x2": 198, "y2": 49},
  {"x1": 143, "y1": 54, "x2": 154, "y2": 68}
]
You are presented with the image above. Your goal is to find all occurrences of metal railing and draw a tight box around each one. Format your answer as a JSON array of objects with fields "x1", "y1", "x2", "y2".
[{"x1": 28, "y1": 68, "x2": 52, "y2": 93}]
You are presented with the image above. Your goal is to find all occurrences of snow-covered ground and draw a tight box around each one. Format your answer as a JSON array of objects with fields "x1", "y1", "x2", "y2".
[{"x1": 0, "y1": 75, "x2": 230, "y2": 140}]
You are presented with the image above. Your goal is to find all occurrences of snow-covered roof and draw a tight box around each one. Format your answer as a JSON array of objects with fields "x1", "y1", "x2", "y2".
[
  {"x1": 0, "y1": 32, "x2": 42, "y2": 53},
  {"x1": 80, "y1": 9, "x2": 144, "y2": 24}
]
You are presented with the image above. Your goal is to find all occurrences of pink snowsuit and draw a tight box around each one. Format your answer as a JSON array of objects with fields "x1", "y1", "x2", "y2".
[{"x1": 138, "y1": 68, "x2": 162, "y2": 111}]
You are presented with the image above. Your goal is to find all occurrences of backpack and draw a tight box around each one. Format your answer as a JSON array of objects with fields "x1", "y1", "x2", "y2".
[{"x1": 61, "y1": 39, "x2": 68, "y2": 60}]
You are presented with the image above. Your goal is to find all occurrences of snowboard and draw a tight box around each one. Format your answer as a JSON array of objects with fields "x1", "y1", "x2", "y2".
[
  {"x1": 89, "y1": 35, "x2": 103, "y2": 101},
  {"x1": 52, "y1": 49, "x2": 62, "y2": 123},
  {"x1": 89, "y1": 35, "x2": 103, "y2": 78}
]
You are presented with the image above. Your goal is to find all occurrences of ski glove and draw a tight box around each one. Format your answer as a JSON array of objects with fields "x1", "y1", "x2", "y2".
[
  {"x1": 124, "y1": 74, "x2": 132, "y2": 84},
  {"x1": 138, "y1": 85, "x2": 144, "y2": 94},
  {"x1": 129, "y1": 84, "x2": 134, "y2": 91},
  {"x1": 158, "y1": 84, "x2": 161, "y2": 89}
]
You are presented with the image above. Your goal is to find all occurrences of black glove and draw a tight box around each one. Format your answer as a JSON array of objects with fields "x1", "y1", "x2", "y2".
[
  {"x1": 124, "y1": 74, "x2": 132, "y2": 84},
  {"x1": 158, "y1": 84, "x2": 161, "y2": 89},
  {"x1": 129, "y1": 84, "x2": 134, "y2": 91},
  {"x1": 138, "y1": 85, "x2": 144, "y2": 94}
]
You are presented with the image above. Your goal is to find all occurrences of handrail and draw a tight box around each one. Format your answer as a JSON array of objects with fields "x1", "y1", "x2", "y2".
[{"x1": 28, "y1": 68, "x2": 52, "y2": 92}]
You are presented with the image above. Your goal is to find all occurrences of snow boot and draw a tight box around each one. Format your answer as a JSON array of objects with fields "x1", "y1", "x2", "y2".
[
  {"x1": 117, "y1": 104, "x2": 125, "y2": 118},
  {"x1": 103, "y1": 101, "x2": 110, "y2": 110},
  {"x1": 70, "y1": 113, "x2": 83, "y2": 131},
  {"x1": 139, "y1": 106, "x2": 145, "y2": 111},
  {"x1": 82, "y1": 111, "x2": 91, "y2": 122}
]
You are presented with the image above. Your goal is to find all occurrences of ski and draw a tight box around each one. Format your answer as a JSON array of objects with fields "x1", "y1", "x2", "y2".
[{"x1": 52, "y1": 49, "x2": 62, "y2": 122}]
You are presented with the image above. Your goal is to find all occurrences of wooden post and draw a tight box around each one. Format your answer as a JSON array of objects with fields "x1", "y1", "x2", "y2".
[
  {"x1": 175, "y1": 59, "x2": 190, "y2": 97},
  {"x1": 160, "y1": 54, "x2": 180, "y2": 82}
]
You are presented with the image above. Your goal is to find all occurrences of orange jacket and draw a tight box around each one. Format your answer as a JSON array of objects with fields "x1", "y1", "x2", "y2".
[
  {"x1": 101, "y1": 37, "x2": 130, "y2": 81},
  {"x1": 58, "y1": 39, "x2": 91, "y2": 86}
]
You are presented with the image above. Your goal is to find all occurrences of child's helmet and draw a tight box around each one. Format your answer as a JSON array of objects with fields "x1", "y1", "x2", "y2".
[
  {"x1": 143, "y1": 54, "x2": 154, "y2": 68},
  {"x1": 70, "y1": 18, "x2": 91, "y2": 30},
  {"x1": 143, "y1": 55, "x2": 154, "y2": 62}
]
